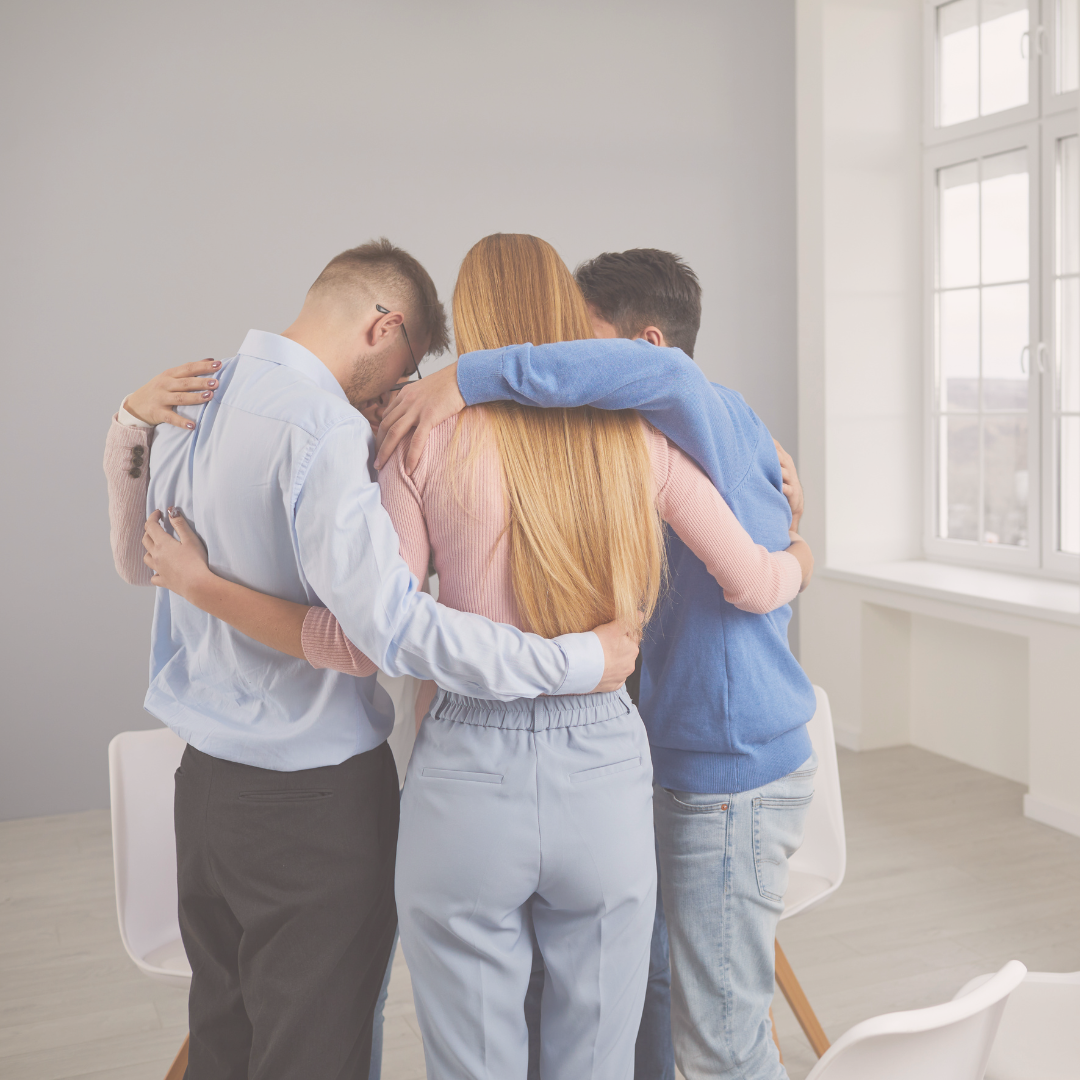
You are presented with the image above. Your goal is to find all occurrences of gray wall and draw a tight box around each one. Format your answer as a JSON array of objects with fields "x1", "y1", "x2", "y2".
[{"x1": 0, "y1": 0, "x2": 797, "y2": 819}]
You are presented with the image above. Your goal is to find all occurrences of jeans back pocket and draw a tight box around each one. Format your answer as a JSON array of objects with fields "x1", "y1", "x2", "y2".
[{"x1": 752, "y1": 793, "x2": 814, "y2": 902}]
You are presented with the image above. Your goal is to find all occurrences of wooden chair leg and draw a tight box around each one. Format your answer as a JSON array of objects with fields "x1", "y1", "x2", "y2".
[
  {"x1": 164, "y1": 1034, "x2": 189, "y2": 1080},
  {"x1": 769, "y1": 1006, "x2": 783, "y2": 1064},
  {"x1": 775, "y1": 940, "x2": 830, "y2": 1058}
]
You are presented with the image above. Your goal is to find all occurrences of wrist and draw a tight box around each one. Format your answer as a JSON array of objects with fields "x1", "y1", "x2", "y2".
[
  {"x1": 179, "y1": 564, "x2": 219, "y2": 606},
  {"x1": 123, "y1": 394, "x2": 153, "y2": 426}
]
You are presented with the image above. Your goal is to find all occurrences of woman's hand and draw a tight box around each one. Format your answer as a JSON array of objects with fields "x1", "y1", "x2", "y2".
[
  {"x1": 773, "y1": 439, "x2": 804, "y2": 531},
  {"x1": 143, "y1": 509, "x2": 214, "y2": 599},
  {"x1": 124, "y1": 359, "x2": 222, "y2": 430}
]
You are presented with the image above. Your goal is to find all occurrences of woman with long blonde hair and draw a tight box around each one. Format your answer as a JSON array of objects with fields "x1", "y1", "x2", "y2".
[{"x1": 105, "y1": 233, "x2": 811, "y2": 1079}]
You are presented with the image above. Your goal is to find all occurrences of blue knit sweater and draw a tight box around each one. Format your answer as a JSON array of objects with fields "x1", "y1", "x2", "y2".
[{"x1": 458, "y1": 338, "x2": 816, "y2": 794}]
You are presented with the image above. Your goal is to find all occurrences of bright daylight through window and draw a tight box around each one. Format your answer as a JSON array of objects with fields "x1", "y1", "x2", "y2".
[{"x1": 929, "y1": 0, "x2": 1079, "y2": 572}]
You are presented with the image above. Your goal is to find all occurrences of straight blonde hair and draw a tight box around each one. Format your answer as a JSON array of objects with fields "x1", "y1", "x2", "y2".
[{"x1": 452, "y1": 233, "x2": 666, "y2": 639}]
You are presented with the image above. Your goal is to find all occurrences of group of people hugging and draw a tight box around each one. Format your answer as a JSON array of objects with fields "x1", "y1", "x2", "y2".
[{"x1": 104, "y1": 233, "x2": 817, "y2": 1080}]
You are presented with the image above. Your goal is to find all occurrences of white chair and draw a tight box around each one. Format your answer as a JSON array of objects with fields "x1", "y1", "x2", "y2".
[
  {"x1": 803, "y1": 960, "x2": 1028, "y2": 1080},
  {"x1": 953, "y1": 970, "x2": 1080, "y2": 1080},
  {"x1": 774, "y1": 685, "x2": 848, "y2": 1057},
  {"x1": 109, "y1": 727, "x2": 191, "y2": 1079}
]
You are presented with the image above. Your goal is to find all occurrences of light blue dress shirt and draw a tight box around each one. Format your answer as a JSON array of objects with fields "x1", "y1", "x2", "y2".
[{"x1": 143, "y1": 330, "x2": 603, "y2": 771}]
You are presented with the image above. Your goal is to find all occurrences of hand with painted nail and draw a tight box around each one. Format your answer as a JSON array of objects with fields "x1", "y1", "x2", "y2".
[
  {"x1": 124, "y1": 359, "x2": 222, "y2": 431},
  {"x1": 142, "y1": 507, "x2": 213, "y2": 599}
]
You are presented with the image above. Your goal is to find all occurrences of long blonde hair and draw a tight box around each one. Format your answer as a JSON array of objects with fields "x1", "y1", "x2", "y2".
[{"x1": 453, "y1": 233, "x2": 665, "y2": 639}]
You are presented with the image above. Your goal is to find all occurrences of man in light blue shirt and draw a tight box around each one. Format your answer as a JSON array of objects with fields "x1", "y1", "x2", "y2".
[{"x1": 116, "y1": 240, "x2": 634, "y2": 1080}]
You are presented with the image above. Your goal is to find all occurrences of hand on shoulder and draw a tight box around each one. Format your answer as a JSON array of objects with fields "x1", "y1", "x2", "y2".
[
  {"x1": 375, "y1": 362, "x2": 465, "y2": 473},
  {"x1": 124, "y1": 359, "x2": 221, "y2": 430}
]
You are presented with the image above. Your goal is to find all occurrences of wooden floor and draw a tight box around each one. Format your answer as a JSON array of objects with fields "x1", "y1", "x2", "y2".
[{"x1": 1, "y1": 745, "x2": 1078, "y2": 1080}]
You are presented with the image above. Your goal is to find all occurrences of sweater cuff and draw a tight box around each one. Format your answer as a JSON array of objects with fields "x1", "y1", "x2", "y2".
[
  {"x1": 106, "y1": 415, "x2": 153, "y2": 452},
  {"x1": 779, "y1": 550, "x2": 803, "y2": 603},
  {"x1": 117, "y1": 397, "x2": 153, "y2": 428},
  {"x1": 456, "y1": 347, "x2": 507, "y2": 406},
  {"x1": 551, "y1": 631, "x2": 605, "y2": 696}
]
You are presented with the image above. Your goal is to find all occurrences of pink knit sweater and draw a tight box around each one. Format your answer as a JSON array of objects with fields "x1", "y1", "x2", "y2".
[{"x1": 104, "y1": 412, "x2": 800, "y2": 678}]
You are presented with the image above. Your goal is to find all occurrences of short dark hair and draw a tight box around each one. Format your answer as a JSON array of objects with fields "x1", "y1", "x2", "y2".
[
  {"x1": 312, "y1": 238, "x2": 450, "y2": 358},
  {"x1": 574, "y1": 248, "x2": 702, "y2": 358}
]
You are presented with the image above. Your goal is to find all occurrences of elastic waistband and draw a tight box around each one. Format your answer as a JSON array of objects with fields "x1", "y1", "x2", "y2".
[{"x1": 431, "y1": 688, "x2": 634, "y2": 731}]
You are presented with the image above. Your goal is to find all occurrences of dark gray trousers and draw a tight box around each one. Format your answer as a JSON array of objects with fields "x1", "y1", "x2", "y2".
[{"x1": 174, "y1": 741, "x2": 399, "y2": 1080}]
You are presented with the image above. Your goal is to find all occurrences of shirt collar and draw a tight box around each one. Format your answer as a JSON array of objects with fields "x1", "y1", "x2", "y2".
[{"x1": 237, "y1": 329, "x2": 348, "y2": 404}]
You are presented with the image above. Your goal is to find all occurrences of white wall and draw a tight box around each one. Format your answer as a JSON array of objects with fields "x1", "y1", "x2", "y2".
[{"x1": 0, "y1": 0, "x2": 800, "y2": 819}]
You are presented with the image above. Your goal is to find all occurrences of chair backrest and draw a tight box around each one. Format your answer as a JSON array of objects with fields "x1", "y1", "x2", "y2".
[
  {"x1": 805, "y1": 960, "x2": 1027, "y2": 1080},
  {"x1": 108, "y1": 728, "x2": 186, "y2": 968},
  {"x1": 786, "y1": 686, "x2": 847, "y2": 906},
  {"x1": 954, "y1": 970, "x2": 1080, "y2": 1080}
]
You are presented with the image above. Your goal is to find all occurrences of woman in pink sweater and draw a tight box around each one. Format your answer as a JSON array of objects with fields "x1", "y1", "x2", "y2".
[{"x1": 106, "y1": 234, "x2": 811, "y2": 1080}]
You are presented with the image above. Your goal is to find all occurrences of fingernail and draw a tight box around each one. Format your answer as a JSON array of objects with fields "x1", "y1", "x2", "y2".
[
  {"x1": 168, "y1": 507, "x2": 182, "y2": 518},
  {"x1": 211, "y1": 361, "x2": 221, "y2": 368},
  {"x1": 207, "y1": 380, "x2": 217, "y2": 388},
  {"x1": 186, "y1": 422, "x2": 195, "y2": 429},
  {"x1": 202, "y1": 391, "x2": 213, "y2": 398}
]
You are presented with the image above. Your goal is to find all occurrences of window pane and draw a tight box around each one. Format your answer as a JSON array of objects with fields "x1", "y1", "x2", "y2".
[
  {"x1": 983, "y1": 413, "x2": 1028, "y2": 545},
  {"x1": 982, "y1": 282, "x2": 1029, "y2": 409},
  {"x1": 1061, "y1": 277, "x2": 1080, "y2": 412},
  {"x1": 981, "y1": 150, "x2": 1028, "y2": 283},
  {"x1": 941, "y1": 415, "x2": 980, "y2": 540},
  {"x1": 1060, "y1": 0, "x2": 1079, "y2": 93},
  {"x1": 940, "y1": 289, "x2": 981, "y2": 408},
  {"x1": 1060, "y1": 136, "x2": 1079, "y2": 276},
  {"x1": 940, "y1": 161, "x2": 980, "y2": 287},
  {"x1": 1061, "y1": 417, "x2": 1080, "y2": 553},
  {"x1": 981, "y1": 0, "x2": 1029, "y2": 116},
  {"x1": 940, "y1": 0, "x2": 979, "y2": 126}
]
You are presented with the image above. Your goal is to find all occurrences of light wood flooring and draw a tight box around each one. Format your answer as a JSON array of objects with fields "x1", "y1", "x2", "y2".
[{"x1": 1, "y1": 745, "x2": 1078, "y2": 1080}]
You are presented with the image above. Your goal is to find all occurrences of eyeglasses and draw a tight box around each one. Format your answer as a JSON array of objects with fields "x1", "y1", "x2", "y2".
[{"x1": 375, "y1": 304, "x2": 422, "y2": 381}]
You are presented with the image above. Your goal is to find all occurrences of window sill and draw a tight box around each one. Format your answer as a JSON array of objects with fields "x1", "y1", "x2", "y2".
[{"x1": 823, "y1": 560, "x2": 1080, "y2": 626}]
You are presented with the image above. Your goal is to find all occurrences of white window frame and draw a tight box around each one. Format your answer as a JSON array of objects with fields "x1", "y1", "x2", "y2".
[
  {"x1": 924, "y1": 126, "x2": 1043, "y2": 570},
  {"x1": 1043, "y1": 0, "x2": 1080, "y2": 115},
  {"x1": 923, "y1": 0, "x2": 1080, "y2": 580},
  {"x1": 924, "y1": 0, "x2": 1041, "y2": 147},
  {"x1": 1042, "y1": 109, "x2": 1080, "y2": 574}
]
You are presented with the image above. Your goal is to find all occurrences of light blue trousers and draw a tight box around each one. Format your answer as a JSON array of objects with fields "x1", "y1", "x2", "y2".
[
  {"x1": 396, "y1": 688, "x2": 657, "y2": 1080},
  {"x1": 653, "y1": 752, "x2": 817, "y2": 1080}
]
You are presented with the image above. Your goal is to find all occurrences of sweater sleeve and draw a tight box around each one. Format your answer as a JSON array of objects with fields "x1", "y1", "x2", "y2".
[
  {"x1": 649, "y1": 429, "x2": 801, "y2": 614},
  {"x1": 103, "y1": 417, "x2": 154, "y2": 585},
  {"x1": 378, "y1": 435, "x2": 434, "y2": 583},
  {"x1": 300, "y1": 606, "x2": 378, "y2": 678},
  {"x1": 456, "y1": 338, "x2": 743, "y2": 496},
  {"x1": 298, "y1": 434, "x2": 431, "y2": 679}
]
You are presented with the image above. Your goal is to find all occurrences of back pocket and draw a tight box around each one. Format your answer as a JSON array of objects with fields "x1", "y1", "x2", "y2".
[
  {"x1": 752, "y1": 793, "x2": 815, "y2": 902},
  {"x1": 421, "y1": 768, "x2": 503, "y2": 785},
  {"x1": 570, "y1": 756, "x2": 642, "y2": 784},
  {"x1": 238, "y1": 790, "x2": 333, "y2": 803}
]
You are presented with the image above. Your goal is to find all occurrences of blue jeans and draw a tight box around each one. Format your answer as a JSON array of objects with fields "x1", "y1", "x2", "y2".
[
  {"x1": 654, "y1": 753, "x2": 817, "y2": 1080},
  {"x1": 526, "y1": 842, "x2": 676, "y2": 1080}
]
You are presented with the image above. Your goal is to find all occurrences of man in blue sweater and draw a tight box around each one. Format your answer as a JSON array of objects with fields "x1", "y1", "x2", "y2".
[{"x1": 377, "y1": 248, "x2": 817, "y2": 1080}]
